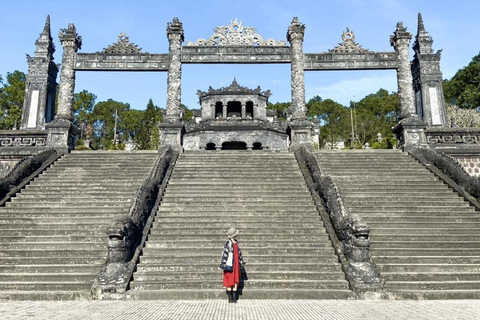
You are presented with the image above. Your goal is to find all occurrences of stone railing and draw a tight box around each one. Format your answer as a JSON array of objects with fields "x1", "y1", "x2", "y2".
[
  {"x1": 0, "y1": 148, "x2": 58, "y2": 204},
  {"x1": 92, "y1": 146, "x2": 178, "y2": 299},
  {"x1": 409, "y1": 147, "x2": 480, "y2": 205},
  {"x1": 295, "y1": 146, "x2": 383, "y2": 295},
  {"x1": 426, "y1": 127, "x2": 480, "y2": 145},
  {"x1": 0, "y1": 130, "x2": 48, "y2": 147}
]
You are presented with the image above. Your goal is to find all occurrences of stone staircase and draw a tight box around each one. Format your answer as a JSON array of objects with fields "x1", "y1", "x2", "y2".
[
  {"x1": 0, "y1": 151, "x2": 158, "y2": 300},
  {"x1": 315, "y1": 149, "x2": 480, "y2": 299},
  {"x1": 130, "y1": 151, "x2": 354, "y2": 299}
]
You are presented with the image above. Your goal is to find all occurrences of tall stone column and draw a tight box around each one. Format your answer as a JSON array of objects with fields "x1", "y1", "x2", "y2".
[
  {"x1": 223, "y1": 104, "x2": 227, "y2": 118},
  {"x1": 57, "y1": 23, "x2": 82, "y2": 122},
  {"x1": 390, "y1": 22, "x2": 416, "y2": 120},
  {"x1": 287, "y1": 17, "x2": 306, "y2": 120},
  {"x1": 159, "y1": 18, "x2": 185, "y2": 150},
  {"x1": 241, "y1": 104, "x2": 246, "y2": 118},
  {"x1": 391, "y1": 22, "x2": 427, "y2": 150},
  {"x1": 165, "y1": 18, "x2": 184, "y2": 121},
  {"x1": 46, "y1": 23, "x2": 81, "y2": 154}
]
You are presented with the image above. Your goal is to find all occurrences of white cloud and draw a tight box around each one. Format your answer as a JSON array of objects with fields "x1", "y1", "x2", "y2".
[{"x1": 307, "y1": 74, "x2": 398, "y2": 106}]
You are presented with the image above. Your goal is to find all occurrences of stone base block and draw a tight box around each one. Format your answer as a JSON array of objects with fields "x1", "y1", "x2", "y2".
[
  {"x1": 159, "y1": 121, "x2": 185, "y2": 152},
  {"x1": 393, "y1": 118, "x2": 427, "y2": 151},
  {"x1": 46, "y1": 120, "x2": 80, "y2": 154}
]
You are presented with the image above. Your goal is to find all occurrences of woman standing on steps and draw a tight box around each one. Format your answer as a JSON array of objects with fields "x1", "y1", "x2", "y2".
[{"x1": 219, "y1": 227, "x2": 246, "y2": 303}]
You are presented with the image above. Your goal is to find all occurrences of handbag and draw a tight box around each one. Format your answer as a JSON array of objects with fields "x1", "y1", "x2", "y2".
[{"x1": 225, "y1": 240, "x2": 234, "y2": 271}]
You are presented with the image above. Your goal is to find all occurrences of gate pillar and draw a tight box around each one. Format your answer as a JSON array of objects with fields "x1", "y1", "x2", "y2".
[
  {"x1": 287, "y1": 17, "x2": 306, "y2": 121},
  {"x1": 46, "y1": 23, "x2": 81, "y2": 153}
]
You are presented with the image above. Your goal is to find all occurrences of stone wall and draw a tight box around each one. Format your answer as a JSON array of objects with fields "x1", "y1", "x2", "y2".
[{"x1": 449, "y1": 155, "x2": 480, "y2": 177}]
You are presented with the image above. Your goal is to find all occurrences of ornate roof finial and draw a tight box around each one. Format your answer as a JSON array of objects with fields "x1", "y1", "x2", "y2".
[
  {"x1": 418, "y1": 13, "x2": 425, "y2": 32},
  {"x1": 43, "y1": 15, "x2": 51, "y2": 36}
]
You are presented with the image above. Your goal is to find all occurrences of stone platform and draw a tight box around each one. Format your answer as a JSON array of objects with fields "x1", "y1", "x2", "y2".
[{"x1": 1, "y1": 300, "x2": 479, "y2": 320}]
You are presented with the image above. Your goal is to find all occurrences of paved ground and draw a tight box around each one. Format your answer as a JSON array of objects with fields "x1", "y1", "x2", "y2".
[{"x1": 1, "y1": 300, "x2": 480, "y2": 320}]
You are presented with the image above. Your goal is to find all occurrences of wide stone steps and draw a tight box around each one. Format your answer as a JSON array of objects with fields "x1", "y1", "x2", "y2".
[
  {"x1": 0, "y1": 151, "x2": 158, "y2": 300},
  {"x1": 315, "y1": 149, "x2": 480, "y2": 299},
  {"x1": 130, "y1": 151, "x2": 353, "y2": 299}
]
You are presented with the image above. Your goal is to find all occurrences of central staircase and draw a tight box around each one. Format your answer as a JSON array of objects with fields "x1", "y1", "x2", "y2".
[
  {"x1": 130, "y1": 151, "x2": 354, "y2": 299},
  {"x1": 0, "y1": 151, "x2": 158, "y2": 300},
  {"x1": 316, "y1": 149, "x2": 480, "y2": 299}
]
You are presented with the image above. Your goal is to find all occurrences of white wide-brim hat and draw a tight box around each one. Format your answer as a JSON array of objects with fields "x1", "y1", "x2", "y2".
[{"x1": 227, "y1": 227, "x2": 238, "y2": 238}]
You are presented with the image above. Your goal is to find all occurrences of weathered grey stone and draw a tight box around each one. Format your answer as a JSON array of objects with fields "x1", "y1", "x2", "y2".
[
  {"x1": 21, "y1": 15, "x2": 58, "y2": 129},
  {"x1": 412, "y1": 13, "x2": 447, "y2": 126},
  {"x1": 165, "y1": 18, "x2": 184, "y2": 121},
  {"x1": 57, "y1": 23, "x2": 82, "y2": 122},
  {"x1": 391, "y1": 22, "x2": 416, "y2": 120},
  {"x1": 287, "y1": 17, "x2": 306, "y2": 120}
]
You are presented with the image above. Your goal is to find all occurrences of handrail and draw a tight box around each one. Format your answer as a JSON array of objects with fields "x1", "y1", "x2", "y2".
[
  {"x1": 0, "y1": 149, "x2": 60, "y2": 206},
  {"x1": 408, "y1": 147, "x2": 480, "y2": 211},
  {"x1": 92, "y1": 146, "x2": 178, "y2": 299},
  {"x1": 294, "y1": 146, "x2": 383, "y2": 295}
]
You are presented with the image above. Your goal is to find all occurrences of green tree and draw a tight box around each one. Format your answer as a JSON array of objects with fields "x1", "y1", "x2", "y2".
[
  {"x1": 137, "y1": 99, "x2": 163, "y2": 150},
  {"x1": 267, "y1": 101, "x2": 291, "y2": 120},
  {"x1": 352, "y1": 89, "x2": 399, "y2": 148},
  {"x1": 444, "y1": 54, "x2": 480, "y2": 109},
  {"x1": 307, "y1": 97, "x2": 350, "y2": 148},
  {"x1": 73, "y1": 90, "x2": 96, "y2": 139},
  {"x1": 90, "y1": 99, "x2": 130, "y2": 149},
  {"x1": 0, "y1": 71, "x2": 26, "y2": 129},
  {"x1": 182, "y1": 104, "x2": 194, "y2": 122}
]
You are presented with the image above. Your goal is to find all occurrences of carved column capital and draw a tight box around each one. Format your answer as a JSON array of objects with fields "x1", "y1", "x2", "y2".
[
  {"x1": 166, "y1": 17, "x2": 185, "y2": 43},
  {"x1": 390, "y1": 22, "x2": 412, "y2": 47},
  {"x1": 59, "y1": 23, "x2": 82, "y2": 51},
  {"x1": 287, "y1": 17, "x2": 305, "y2": 43}
]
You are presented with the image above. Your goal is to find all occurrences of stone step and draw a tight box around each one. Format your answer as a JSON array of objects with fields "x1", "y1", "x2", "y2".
[
  {"x1": 374, "y1": 256, "x2": 480, "y2": 264},
  {"x1": 0, "y1": 242, "x2": 107, "y2": 250},
  {"x1": 0, "y1": 223, "x2": 110, "y2": 230},
  {"x1": 151, "y1": 222, "x2": 322, "y2": 229},
  {"x1": 371, "y1": 235, "x2": 480, "y2": 242},
  {"x1": 129, "y1": 279, "x2": 349, "y2": 290},
  {"x1": 351, "y1": 207, "x2": 475, "y2": 213},
  {"x1": 155, "y1": 216, "x2": 320, "y2": 223},
  {"x1": 160, "y1": 196, "x2": 313, "y2": 202},
  {"x1": 139, "y1": 255, "x2": 338, "y2": 264},
  {"x1": 142, "y1": 247, "x2": 334, "y2": 256},
  {"x1": 148, "y1": 228, "x2": 326, "y2": 236},
  {"x1": 385, "y1": 281, "x2": 480, "y2": 290},
  {"x1": 0, "y1": 249, "x2": 106, "y2": 258},
  {"x1": 371, "y1": 229, "x2": 480, "y2": 236},
  {"x1": 381, "y1": 272, "x2": 480, "y2": 281},
  {"x1": 0, "y1": 290, "x2": 92, "y2": 301},
  {"x1": 162, "y1": 192, "x2": 311, "y2": 197},
  {"x1": 371, "y1": 241, "x2": 480, "y2": 249},
  {"x1": 0, "y1": 282, "x2": 92, "y2": 291},
  {"x1": 13, "y1": 193, "x2": 135, "y2": 199},
  {"x1": 145, "y1": 240, "x2": 331, "y2": 249},
  {"x1": 0, "y1": 207, "x2": 127, "y2": 214},
  {"x1": 370, "y1": 248, "x2": 480, "y2": 256},
  {"x1": 6, "y1": 202, "x2": 131, "y2": 208},
  {"x1": 128, "y1": 288, "x2": 355, "y2": 300},
  {"x1": 0, "y1": 273, "x2": 98, "y2": 282},
  {"x1": 0, "y1": 235, "x2": 105, "y2": 242},
  {"x1": 0, "y1": 229, "x2": 106, "y2": 236},
  {"x1": 156, "y1": 211, "x2": 319, "y2": 217},
  {"x1": 158, "y1": 204, "x2": 315, "y2": 209},
  {"x1": 364, "y1": 212, "x2": 478, "y2": 218},
  {"x1": 365, "y1": 216, "x2": 480, "y2": 223},
  {"x1": 0, "y1": 257, "x2": 106, "y2": 265},
  {"x1": 136, "y1": 263, "x2": 341, "y2": 273},
  {"x1": 132, "y1": 271, "x2": 347, "y2": 282},
  {"x1": 367, "y1": 222, "x2": 480, "y2": 228},
  {"x1": 344, "y1": 199, "x2": 466, "y2": 204},
  {"x1": 343, "y1": 192, "x2": 458, "y2": 198},
  {"x1": 0, "y1": 264, "x2": 103, "y2": 273}
]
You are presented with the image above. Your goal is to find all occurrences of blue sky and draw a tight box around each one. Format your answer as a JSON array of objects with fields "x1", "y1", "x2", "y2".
[{"x1": 1, "y1": 0, "x2": 479, "y2": 110}]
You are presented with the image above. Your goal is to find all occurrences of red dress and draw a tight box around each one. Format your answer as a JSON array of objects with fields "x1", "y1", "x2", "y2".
[{"x1": 223, "y1": 242, "x2": 240, "y2": 287}]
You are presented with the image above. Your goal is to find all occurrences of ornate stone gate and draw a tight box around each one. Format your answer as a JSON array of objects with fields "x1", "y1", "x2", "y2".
[{"x1": 18, "y1": 14, "x2": 446, "y2": 152}]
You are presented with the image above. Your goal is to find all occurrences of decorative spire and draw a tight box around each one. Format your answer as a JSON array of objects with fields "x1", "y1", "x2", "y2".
[
  {"x1": 417, "y1": 13, "x2": 425, "y2": 32},
  {"x1": 34, "y1": 15, "x2": 55, "y2": 58}
]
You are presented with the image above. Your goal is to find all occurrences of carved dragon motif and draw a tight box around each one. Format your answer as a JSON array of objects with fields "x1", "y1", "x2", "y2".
[{"x1": 186, "y1": 18, "x2": 287, "y2": 47}]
